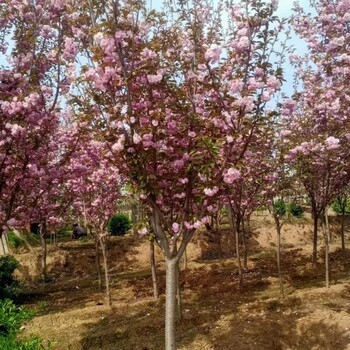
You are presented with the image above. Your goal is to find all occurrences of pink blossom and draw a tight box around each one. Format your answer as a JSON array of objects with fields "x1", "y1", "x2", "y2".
[
  {"x1": 226, "y1": 136, "x2": 234, "y2": 143},
  {"x1": 223, "y1": 168, "x2": 240, "y2": 184},
  {"x1": 172, "y1": 222, "x2": 179, "y2": 233},
  {"x1": 204, "y1": 186, "x2": 219, "y2": 197},
  {"x1": 325, "y1": 136, "x2": 340, "y2": 150},
  {"x1": 138, "y1": 227, "x2": 148, "y2": 236},
  {"x1": 204, "y1": 44, "x2": 222, "y2": 63},
  {"x1": 133, "y1": 133, "x2": 142, "y2": 144},
  {"x1": 112, "y1": 136, "x2": 125, "y2": 152},
  {"x1": 141, "y1": 48, "x2": 157, "y2": 60},
  {"x1": 193, "y1": 221, "x2": 202, "y2": 229},
  {"x1": 147, "y1": 72, "x2": 163, "y2": 84},
  {"x1": 267, "y1": 76, "x2": 281, "y2": 90}
]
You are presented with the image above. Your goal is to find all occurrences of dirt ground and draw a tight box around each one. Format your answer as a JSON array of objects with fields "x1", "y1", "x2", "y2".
[{"x1": 14, "y1": 212, "x2": 350, "y2": 349}]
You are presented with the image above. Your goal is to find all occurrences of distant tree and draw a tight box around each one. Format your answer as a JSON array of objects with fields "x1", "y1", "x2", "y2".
[{"x1": 284, "y1": 0, "x2": 350, "y2": 286}]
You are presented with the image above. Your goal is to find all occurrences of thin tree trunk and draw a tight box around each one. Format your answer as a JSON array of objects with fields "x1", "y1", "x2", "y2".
[
  {"x1": 165, "y1": 258, "x2": 177, "y2": 350},
  {"x1": 274, "y1": 215, "x2": 285, "y2": 298},
  {"x1": 176, "y1": 261, "x2": 182, "y2": 321},
  {"x1": 312, "y1": 213, "x2": 318, "y2": 267},
  {"x1": 228, "y1": 204, "x2": 243, "y2": 287},
  {"x1": 242, "y1": 219, "x2": 248, "y2": 269},
  {"x1": 99, "y1": 234, "x2": 111, "y2": 307},
  {"x1": 4, "y1": 231, "x2": 10, "y2": 253},
  {"x1": 40, "y1": 225, "x2": 47, "y2": 281},
  {"x1": 235, "y1": 224, "x2": 243, "y2": 287},
  {"x1": 341, "y1": 211, "x2": 345, "y2": 255},
  {"x1": 21, "y1": 234, "x2": 34, "y2": 253},
  {"x1": 150, "y1": 240, "x2": 159, "y2": 299},
  {"x1": 325, "y1": 207, "x2": 331, "y2": 242},
  {"x1": 0, "y1": 232, "x2": 7, "y2": 255},
  {"x1": 321, "y1": 214, "x2": 330, "y2": 288},
  {"x1": 95, "y1": 236, "x2": 102, "y2": 291}
]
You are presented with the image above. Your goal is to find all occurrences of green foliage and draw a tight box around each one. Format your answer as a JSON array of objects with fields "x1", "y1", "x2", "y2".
[
  {"x1": 108, "y1": 214, "x2": 132, "y2": 236},
  {"x1": 8, "y1": 232, "x2": 25, "y2": 249},
  {"x1": 273, "y1": 200, "x2": 286, "y2": 216},
  {"x1": 288, "y1": 202, "x2": 303, "y2": 217},
  {"x1": 332, "y1": 198, "x2": 350, "y2": 215},
  {"x1": 0, "y1": 334, "x2": 47, "y2": 350},
  {"x1": 0, "y1": 299, "x2": 32, "y2": 336},
  {"x1": 0, "y1": 256, "x2": 20, "y2": 300},
  {"x1": 273, "y1": 201, "x2": 304, "y2": 218},
  {"x1": 56, "y1": 226, "x2": 70, "y2": 238},
  {"x1": 0, "y1": 299, "x2": 48, "y2": 349}
]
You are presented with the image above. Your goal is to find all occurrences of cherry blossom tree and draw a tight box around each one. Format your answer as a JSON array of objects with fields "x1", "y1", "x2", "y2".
[
  {"x1": 69, "y1": 0, "x2": 289, "y2": 348},
  {"x1": 0, "y1": 0, "x2": 80, "y2": 253},
  {"x1": 66, "y1": 135, "x2": 123, "y2": 307},
  {"x1": 283, "y1": 0, "x2": 350, "y2": 287}
]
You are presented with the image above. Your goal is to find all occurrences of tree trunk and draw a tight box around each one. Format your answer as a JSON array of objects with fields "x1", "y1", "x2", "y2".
[
  {"x1": 325, "y1": 207, "x2": 331, "y2": 242},
  {"x1": 242, "y1": 219, "x2": 248, "y2": 269},
  {"x1": 94, "y1": 236, "x2": 102, "y2": 291},
  {"x1": 312, "y1": 213, "x2": 318, "y2": 267},
  {"x1": 341, "y1": 211, "x2": 345, "y2": 255},
  {"x1": 165, "y1": 258, "x2": 177, "y2": 350},
  {"x1": 40, "y1": 225, "x2": 48, "y2": 281},
  {"x1": 321, "y1": 214, "x2": 330, "y2": 288},
  {"x1": 227, "y1": 204, "x2": 243, "y2": 287},
  {"x1": 176, "y1": 261, "x2": 182, "y2": 321},
  {"x1": 0, "y1": 232, "x2": 9, "y2": 255},
  {"x1": 235, "y1": 224, "x2": 243, "y2": 287},
  {"x1": 274, "y1": 215, "x2": 285, "y2": 298},
  {"x1": 150, "y1": 240, "x2": 159, "y2": 299},
  {"x1": 99, "y1": 234, "x2": 112, "y2": 307}
]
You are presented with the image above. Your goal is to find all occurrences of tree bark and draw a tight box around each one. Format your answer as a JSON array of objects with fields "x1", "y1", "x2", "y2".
[
  {"x1": 150, "y1": 240, "x2": 159, "y2": 299},
  {"x1": 176, "y1": 261, "x2": 182, "y2": 321},
  {"x1": 40, "y1": 224, "x2": 48, "y2": 281},
  {"x1": 99, "y1": 234, "x2": 112, "y2": 307},
  {"x1": 165, "y1": 258, "x2": 177, "y2": 350},
  {"x1": 227, "y1": 204, "x2": 243, "y2": 287},
  {"x1": 94, "y1": 236, "x2": 102, "y2": 291},
  {"x1": 274, "y1": 215, "x2": 285, "y2": 298},
  {"x1": 0, "y1": 232, "x2": 9, "y2": 255},
  {"x1": 235, "y1": 223, "x2": 243, "y2": 287},
  {"x1": 325, "y1": 207, "x2": 331, "y2": 242},
  {"x1": 242, "y1": 219, "x2": 248, "y2": 269},
  {"x1": 312, "y1": 213, "x2": 318, "y2": 267},
  {"x1": 321, "y1": 214, "x2": 330, "y2": 288},
  {"x1": 341, "y1": 210, "x2": 346, "y2": 255}
]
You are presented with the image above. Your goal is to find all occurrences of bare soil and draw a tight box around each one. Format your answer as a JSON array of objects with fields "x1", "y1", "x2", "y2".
[{"x1": 14, "y1": 213, "x2": 350, "y2": 349}]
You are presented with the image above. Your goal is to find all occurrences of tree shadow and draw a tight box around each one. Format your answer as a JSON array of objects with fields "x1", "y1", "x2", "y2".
[
  {"x1": 211, "y1": 307, "x2": 350, "y2": 350},
  {"x1": 78, "y1": 262, "x2": 272, "y2": 350}
]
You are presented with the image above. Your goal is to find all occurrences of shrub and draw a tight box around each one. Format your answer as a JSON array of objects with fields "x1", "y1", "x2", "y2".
[
  {"x1": 288, "y1": 202, "x2": 303, "y2": 217},
  {"x1": 56, "y1": 226, "x2": 71, "y2": 238},
  {"x1": 7, "y1": 232, "x2": 25, "y2": 249},
  {"x1": 108, "y1": 214, "x2": 132, "y2": 236},
  {"x1": 273, "y1": 200, "x2": 286, "y2": 216},
  {"x1": 0, "y1": 335, "x2": 47, "y2": 350},
  {"x1": 0, "y1": 256, "x2": 20, "y2": 300},
  {"x1": 0, "y1": 299, "x2": 32, "y2": 336},
  {"x1": 0, "y1": 299, "x2": 48, "y2": 350},
  {"x1": 332, "y1": 198, "x2": 350, "y2": 215}
]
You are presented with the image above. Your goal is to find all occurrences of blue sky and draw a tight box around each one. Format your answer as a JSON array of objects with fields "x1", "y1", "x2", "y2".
[{"x1": 276, "y1": 0, "x2": 310, "y2": 96}]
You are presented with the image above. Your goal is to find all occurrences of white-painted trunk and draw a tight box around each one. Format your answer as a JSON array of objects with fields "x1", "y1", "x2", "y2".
[
  {"x1": 165, "y1": 258, "x2": 177, "y2": 350},
  {"x1": 0, "y1": 233, "x2": 9, "y2": 255}
]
